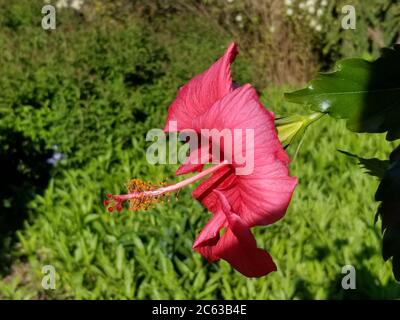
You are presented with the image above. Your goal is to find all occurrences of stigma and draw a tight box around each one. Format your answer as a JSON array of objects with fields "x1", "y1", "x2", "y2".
[{"x1": 104, "y1": 160, "x2": 229, "y2": 213}]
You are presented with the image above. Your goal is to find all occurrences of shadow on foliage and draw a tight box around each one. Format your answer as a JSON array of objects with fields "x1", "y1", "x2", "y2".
[
  {"x1": 0, "y1": 129, "x2": 52, "y2": 276},
  {"x1": 325, "y1": 248, "x2": 400, "y2": 300},
  {"x1": 362, "y1": 46, "x2": 400, "y2": 282}
]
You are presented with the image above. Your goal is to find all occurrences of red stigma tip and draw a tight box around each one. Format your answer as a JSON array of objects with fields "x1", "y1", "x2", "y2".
[
  {"x1": 108, "y1": 207, "x2": 114, "y2": 213},
  {"x1": 103, "y1": 200, "x2": 110, "y2": 207},
  {"x1": 106, "y1": 193, "x2": 113, "y2": 199},
  {"x1": 116, "y1": 205, "x2": 122, "y2": 212}
]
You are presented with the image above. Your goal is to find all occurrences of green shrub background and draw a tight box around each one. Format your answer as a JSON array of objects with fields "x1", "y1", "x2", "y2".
[{"x1": 0, "y1": 0, "x2": 399, "y2": 299}]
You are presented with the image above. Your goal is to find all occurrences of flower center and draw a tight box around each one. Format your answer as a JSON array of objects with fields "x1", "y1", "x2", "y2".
[{"x1": 104, "y1": 160, "x2": 229, "y2": 213}]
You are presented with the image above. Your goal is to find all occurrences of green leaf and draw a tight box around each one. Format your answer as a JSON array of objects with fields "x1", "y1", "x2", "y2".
[
  {"x1": 375, "y1": 161, "x2": 400, "y2": 203},
  {"x1": 375, "y1": 146, "x2": 400, "y2": 281},
  {"x1": 338, "y1": 150, "x2": 390, "y2": 179},
  {"x1": 285, "y1": 45, "x2": 400, "y2": 141}
]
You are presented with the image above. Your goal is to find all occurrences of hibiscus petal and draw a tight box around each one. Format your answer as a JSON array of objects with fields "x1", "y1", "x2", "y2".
[
  {"x1": 176, "y1": 161, "x2": 204, "y2": 176},
  {"x1": 192, "y1": 165, "x2": 234, "y2": 213},
  {"x1": 176, "y1": 140, "x2": 211, "y2": 176},
  {"x1": 192, "y1": 212, "x2": 225, "y2": 262},
  {"x1": 215, "y1": 227, "x2": 277, "y2": 277},
  {"x1": 191, "y1": 165, "x2": 233, "y2": 252},
  {"x1": 192, "y1": 167, "x2": 236, "y2": 262},
  {"x1": 193, "y1": 84, "x2": 298, "y2": 227},
  {"x1": 164, "y1": 42, "x2": 238, "y2": 132},
  {"x1": 214, "y1": 190, "x2": 277, "y2": 277}
]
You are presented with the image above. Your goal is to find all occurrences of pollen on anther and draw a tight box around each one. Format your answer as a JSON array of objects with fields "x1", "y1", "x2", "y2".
[{"x1": 125, "y1": 178, "x2": 171, "y2": 211}]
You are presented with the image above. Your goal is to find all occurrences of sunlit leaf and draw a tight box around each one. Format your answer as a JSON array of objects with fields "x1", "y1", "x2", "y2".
[{"x1": 285, "y1": 45, "x2": 400, "y2": 141}]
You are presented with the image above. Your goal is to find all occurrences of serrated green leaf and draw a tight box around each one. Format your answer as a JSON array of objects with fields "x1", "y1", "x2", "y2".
[
  {"x1": 338, "y1": 150, "x2": 390, "y2": 179},
  {"x1": 382, "y1": 226, "x2": 400, "y2": 262},
  {"x1": 375, "y1": 160, "x2": 400, "y2": 202},
  {"x1": 285, "y1": 45, "x2": 400, "y2": 141},
  {"x1": 375, "y1": 147, "x2": 400, "y2": 282}
]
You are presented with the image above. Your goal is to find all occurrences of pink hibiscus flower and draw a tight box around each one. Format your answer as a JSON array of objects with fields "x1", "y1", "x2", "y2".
[{"x1": 105, "y1": 43, "x2": 297, "y2": 277}]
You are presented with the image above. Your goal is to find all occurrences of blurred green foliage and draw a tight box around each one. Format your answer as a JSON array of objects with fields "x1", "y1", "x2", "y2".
[
  {"x1": 323, "y1": 0, "x2": 400, "y2": 61},
  {"x1": 0, "y1": 0, "x2": 399, "y2": 299},
  {"x1": 124, "y1": 0, "x2": 400, "y2": 84}
]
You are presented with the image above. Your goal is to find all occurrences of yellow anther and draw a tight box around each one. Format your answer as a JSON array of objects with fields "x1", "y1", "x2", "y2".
[{"x1": 125, "y1": 179, "x2": 170, "y2": 211}]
